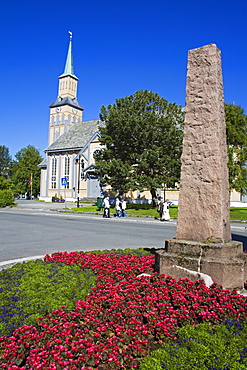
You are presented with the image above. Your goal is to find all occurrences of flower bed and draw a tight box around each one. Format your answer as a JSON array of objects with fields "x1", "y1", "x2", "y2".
[
  {"x1": 0, "y1": 251, "x2": 247, "y2": 369},
  {"x1": 0, "y1": 260, "x2": 96, "y2": 337}
]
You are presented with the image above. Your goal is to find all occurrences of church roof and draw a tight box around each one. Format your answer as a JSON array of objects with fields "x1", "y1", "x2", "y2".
[
  {"x1": 59, "y1": 33, "x2": 78, "y2": 80},
  {"x1": 45, "y1": 119, "x2": 103, "y2": 152},
  {"x1": 49, "y1": 96, "x2": 84, "y2": 110},
  {"x1": 38, "y1": 158, "x2": 47, "y2": 168}
]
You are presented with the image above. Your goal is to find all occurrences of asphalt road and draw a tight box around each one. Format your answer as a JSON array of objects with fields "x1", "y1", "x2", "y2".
[
  {"x1": 0, "y1": 200, "x2": 247, "y2": 265},
  {"x1": 0, "y1": 201, "x2": 177, "y2": 263}
]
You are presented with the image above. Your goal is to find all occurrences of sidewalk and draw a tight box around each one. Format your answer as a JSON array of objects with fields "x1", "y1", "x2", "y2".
[{"x1": 10, "y1": 200, "x2": 247, "y2": 226}]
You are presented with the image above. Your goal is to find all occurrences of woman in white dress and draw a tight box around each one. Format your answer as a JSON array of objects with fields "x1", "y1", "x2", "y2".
[{"x1": 163, "y1": 199, "x2": 170, "y2": 221}]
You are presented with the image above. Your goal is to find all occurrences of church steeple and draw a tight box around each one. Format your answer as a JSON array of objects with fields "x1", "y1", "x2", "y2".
[
  {"x1": 58, "y1": 32, "x2": 79, "y2": 98},
  {"x1": 59, "y1": 32, "x2": 78, "y2": 80},
  {"x1": 48, "y1": 32, "x2": 84, "y2": 146}
]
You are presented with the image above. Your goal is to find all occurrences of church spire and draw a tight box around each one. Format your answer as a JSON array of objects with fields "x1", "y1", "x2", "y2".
[
  {"x1": 59, "y1": 31, "x2": 78, "y2": 80},
  {"x1": 56, "y1": 32, "x2": 80, "y2": 99},
  {"x1": 48, "y1": 32, "x2": 83, "y2": 145}
]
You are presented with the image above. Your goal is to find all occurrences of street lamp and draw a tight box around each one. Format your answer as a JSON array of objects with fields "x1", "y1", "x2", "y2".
[{"x1": 76, "y1": 157, "x2": 80, "y2": 208}]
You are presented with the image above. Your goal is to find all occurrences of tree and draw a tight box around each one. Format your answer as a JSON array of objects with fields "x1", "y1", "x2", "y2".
[
  {"x1": 0, "y1": 176, "x2": 13, "y2": 190},
  {"x1": 11, "y1": 145, "x2": 43, "y2": 198},
  {"x1": 94, "y1": 90, "x2": 184, "y2": 204},
  {"x1": 0, "y1": 145, "x2": 12, "y2": 178},
  {"x1": 0, "y1": 176, "x2": 15, "y2": 208},
  {"x1": 225, "y1": 103, "x2": 247, "y2": 195}
]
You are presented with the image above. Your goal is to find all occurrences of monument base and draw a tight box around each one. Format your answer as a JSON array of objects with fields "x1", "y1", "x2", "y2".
[{"x1": 155, "y1": 239, "x2": 247, "y2": 290}]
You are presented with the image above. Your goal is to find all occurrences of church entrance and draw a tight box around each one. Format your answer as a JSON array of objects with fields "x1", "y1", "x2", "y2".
[{"x1": 87, "y1": 174, "x2": 101, "y2": 198}]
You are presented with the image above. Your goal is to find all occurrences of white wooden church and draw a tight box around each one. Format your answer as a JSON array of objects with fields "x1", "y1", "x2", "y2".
[
  {"x1": 39, "y1": 34, "x2": 104, "y2": 201},
  {"x1": 39, "y1": 35, "x2": 242, "y2": 204}
]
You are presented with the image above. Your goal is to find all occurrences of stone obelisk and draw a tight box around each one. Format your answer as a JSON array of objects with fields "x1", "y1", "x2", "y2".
[
  {"x1": 155, "y1": 44, "x2": 246, "y2": 290},
  {"x1": 176, "y1": 43, "x2": 231, "y2": 243}
]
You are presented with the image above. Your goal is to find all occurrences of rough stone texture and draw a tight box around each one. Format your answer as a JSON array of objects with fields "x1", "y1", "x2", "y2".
[
  {"x1": 176, "y1": 44, "x2": 231, "y2": 243},
  {"x1": 156, "y1": 44, "x2": 246, "y2": 290},
  {"x1": 155, "y1": 239, "x2": 245, "y2": 290}
]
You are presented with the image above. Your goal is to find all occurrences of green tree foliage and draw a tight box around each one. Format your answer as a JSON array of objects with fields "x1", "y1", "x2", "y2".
[
  {"x1": 0, "y1": 176, "x2": 12, "y2": 190},
  {"x1": 0, "y1": 176, "x2": 15, "y2": 208},
  {"x1": 0, "y1": 189, "x2": 15, "y2": 208},
  {"x1": 11, "y1": 145, "x2": 43, "y2": 197},
  {"x1": 225, "y1": 103, "x2": 247, "y2": 195},
  {"x1": 94, "y1": 90, "x2": 184, "y2": 204},
  {"x1": 0, "y1": 145, "x2": 12, "y2": 178}
]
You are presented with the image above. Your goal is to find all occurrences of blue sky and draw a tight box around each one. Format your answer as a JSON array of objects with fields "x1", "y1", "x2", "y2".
[{"x1": 1, "y1": 0, "x2": 247, "y2": 157}]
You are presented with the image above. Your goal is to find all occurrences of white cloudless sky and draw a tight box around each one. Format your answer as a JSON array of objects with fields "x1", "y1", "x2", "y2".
[{"x1": 1, "y1": 0, "x2": 247, "y2": 157}]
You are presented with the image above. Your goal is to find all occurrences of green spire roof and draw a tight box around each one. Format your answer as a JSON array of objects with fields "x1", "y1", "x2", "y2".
[{"x1": 59, "y1": 32, "x2": 78, "y2": 80}]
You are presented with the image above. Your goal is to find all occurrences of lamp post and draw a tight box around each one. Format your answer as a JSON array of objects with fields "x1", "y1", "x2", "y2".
[{"x1": 76, "y1": 157, "x2": 80, "y2": 208}]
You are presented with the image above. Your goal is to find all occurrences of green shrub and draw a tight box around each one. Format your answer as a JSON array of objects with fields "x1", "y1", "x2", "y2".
[
  {"x1": 127, "y1": 203, "x2": 154, "y2": 210},
  {"x1": 0, "y1": 260, "x2": 96, "y2": 336},
  {"x1": 139, "y1": 320, "x2": 247, "y2": 369},
  {"x1": 0, "y1": 189, "x2": 15, "y2": 208}
]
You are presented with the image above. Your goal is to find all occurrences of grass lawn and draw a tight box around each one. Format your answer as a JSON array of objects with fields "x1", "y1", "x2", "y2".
[
  {"x1": 230, "y1": 207, "x2": 247, "y2": 221},
  {"x1": 69, "y1": 204, "x2": 247, "y2": 221}
]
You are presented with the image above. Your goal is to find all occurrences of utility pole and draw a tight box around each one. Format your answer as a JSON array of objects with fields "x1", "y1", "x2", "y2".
[{"x1": 30, "y1": 173, "x2": 33, "y2": 200}]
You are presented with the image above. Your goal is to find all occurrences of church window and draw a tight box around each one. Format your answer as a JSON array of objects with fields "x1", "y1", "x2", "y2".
[
  {"x1": 93, "y1": 149, "x2": 101, "y2": 158},
  {"x1": 80, "y1": 159, "x2": 85, "y2": 180},
  {"x1": 51, "y1": 157, "x2": 57, "y2": 189},
  {"x1": 64, "y1": 156, "x2": 70, "y2": 189}
]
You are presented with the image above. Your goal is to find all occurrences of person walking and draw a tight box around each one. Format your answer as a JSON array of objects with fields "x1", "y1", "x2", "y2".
[
  {"x1": 103, "y1": 196, "x2": 110, "y2": 218},
  {"x1": 163, "y1": 199, "x2": 170, "y2": 221},
  {"x1": 158, "y1": 199, "x2": 164, "y2": 221},
  {"x1": 115, "y1": 197, "x2": 122, "y2": 217},
  {"x1": 121, "y1": 198, "x2": 127, "y2": 217}
]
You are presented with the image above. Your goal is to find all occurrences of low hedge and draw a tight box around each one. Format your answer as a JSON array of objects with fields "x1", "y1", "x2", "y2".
[{"x1": 139, "y1": 320, "x2": 247, "y2": 369}]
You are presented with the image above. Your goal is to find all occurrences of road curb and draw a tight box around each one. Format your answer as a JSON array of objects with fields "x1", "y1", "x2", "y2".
[{"x1": 0, "y1": 255, "x2": 44, "y2": 271}]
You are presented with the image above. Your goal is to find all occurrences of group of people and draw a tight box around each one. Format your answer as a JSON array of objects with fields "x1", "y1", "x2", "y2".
[
  {"x1": 157, "y1": 198, "x2": 171, "y2": 221},
  {"x1": 115, "y1": 197, "x2": 127, "y2": 217},
  {"x1": 103, "y1": 196, "x2": 127, "y2": 218},
  {"x1": 103, "y1": 196, "x2": 171, "y2": 221}
]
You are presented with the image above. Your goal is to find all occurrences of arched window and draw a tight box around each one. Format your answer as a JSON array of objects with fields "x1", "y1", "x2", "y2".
[
  {"x1": 80, "y1": 159, "x2": 85, "y2": 180},
  {"x1": 51, "y1": 157, "x2": 57, "y2": 189},
  {"x1": 64, "y1": 156, "x2": 70, "y2": 189},
  {"x1": 93, "y1": 149, "x2": 101, "y2": 163},
  {"x1": 93, "y1": 149, "x2": 100, "y2": 158}
]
